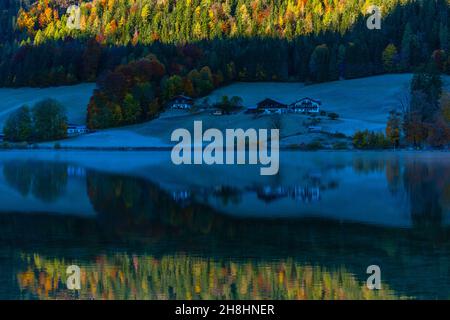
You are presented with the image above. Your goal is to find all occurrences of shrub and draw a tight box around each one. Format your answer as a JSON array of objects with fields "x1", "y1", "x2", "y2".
[
  {"x1": 3, "y1": 106, "x2": 33, "y2": 142},
  {"x1": 3, "y1": 99, "x2": 68, "y2": 143},
  {"x1": 332, "y1": 141, "x2": 348, "y2": 149},
  {"x1": 1, "y1": 141, "x2": 10, "y2": 149},
  {"x1": 308, "y1": 117, "x2": 321, "y2": 125},
  {"x1": 33, "y1": 99, "x2": 68, "y2": 142},
  {"x1": 305, "y1": 140, "x2": 323, "y2": 150},
  {"x1": 331, "y1": 132, "x2": 347, "y2": 138},
  {"x1": 17, "y1": 141, "x2": 29, "y2": 149},
  {"x1": 353, "y1": 130, "x2": 389, "y2": 149},
  {"x1": 215, "y1": 95, "x2": 243, "y2": 115},
  {"x1": 328, "y1": 112, "x2": 339, "y2": 120}
]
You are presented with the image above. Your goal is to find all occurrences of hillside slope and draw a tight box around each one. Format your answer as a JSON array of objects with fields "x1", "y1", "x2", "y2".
[
  {"x1": 37, "y1": 74, "x2": 450, "y2": 149},
  {"x1": 0, "y1": 83, "x2": 95, "y2": 128}
]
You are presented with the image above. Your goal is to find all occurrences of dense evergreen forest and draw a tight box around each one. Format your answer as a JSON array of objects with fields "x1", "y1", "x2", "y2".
[{"x1": 0, "y1": 0, "x2": 449, "y2": 88}]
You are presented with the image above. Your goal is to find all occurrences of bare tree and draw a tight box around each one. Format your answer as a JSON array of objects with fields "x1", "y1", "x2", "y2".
[{"x1": 270, "y1": 114, "x2": 283, "y2": 133}]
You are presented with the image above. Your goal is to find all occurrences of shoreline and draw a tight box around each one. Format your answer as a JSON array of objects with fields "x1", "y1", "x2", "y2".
[{"x1": 0, "y1": 144, "x2": 448, "y2": 152}]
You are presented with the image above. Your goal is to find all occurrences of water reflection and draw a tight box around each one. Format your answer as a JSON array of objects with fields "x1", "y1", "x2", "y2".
[
  {"x1": 16, "y1": 254, "x2": 398, "y2": 300},
  {"x1": 3, "y1": 161, "x2": 68, "y2": 202},
  {"x1": 0, "y1": 151, "x2": 449, "y2": 299}
]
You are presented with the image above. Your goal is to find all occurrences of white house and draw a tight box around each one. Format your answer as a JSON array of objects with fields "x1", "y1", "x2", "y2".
[
  {"x1": 67, "y1": 124, "x2": 88, "y2": 136},
  {"x1": 290, "y1": 97, "x2": 321, "y2": 113},
  {"x1": 168, "y1": 95, "x2": 194, "y2": 110}
]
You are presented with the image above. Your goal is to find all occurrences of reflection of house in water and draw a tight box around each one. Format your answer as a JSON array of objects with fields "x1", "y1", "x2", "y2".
[
  {"x1": 170, "y1": 184, "x2": 321, "y2": 205},
  {"x1": 257, "y1": 186, "x2": 288, "y2": 202},
  {"x1": 172, "y1": 186, "x2": 242, "y2": 206},
  {"x1": 256, "y1": 185, "x2": 320, "y2": 203},
  {"x1": 290, "y1": 186, "x2": 320, "y2": 203},
  {"x1": 172, "y1": 190, "x2": 191, "y2": 205},
  {"x1": 67, "y1": 165, "x2": 86, "y2": 177}
]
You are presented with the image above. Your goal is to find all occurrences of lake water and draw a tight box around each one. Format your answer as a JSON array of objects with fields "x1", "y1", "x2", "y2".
[{"x1": 0, "y1": 150, "x2": 449, "y2": 300}]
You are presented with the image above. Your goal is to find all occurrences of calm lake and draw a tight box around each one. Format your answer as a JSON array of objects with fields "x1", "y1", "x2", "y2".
[{"x1": 0, "y1": 150, "x2": 449, "y2": 299}]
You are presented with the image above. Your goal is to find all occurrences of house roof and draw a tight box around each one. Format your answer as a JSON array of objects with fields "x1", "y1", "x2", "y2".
[
  {"x1": 170, "y1": 95, "x2": 193, "y2": 102},
  {"x1": 291, "y1": 97, "x2": 322, "y2": 106},
  {"x1": 257, "y1": 98, "x2": 287, "y2": 108}
]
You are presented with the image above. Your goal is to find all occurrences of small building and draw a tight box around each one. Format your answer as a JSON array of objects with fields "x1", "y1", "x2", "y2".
[
  {"x1": 290, "y1": 97, "x2": 321, "y2": 113},
  {"x1": 168, "y1": 95, "x2": 194, "y2": 110},
  {"x1": 211, "y1": 110, "x2": 223, "y2": 116},
  {"x1": 256, "y1": 98, "x2": 287, "y2": 114},
  {"x1": 67, "y1": 124, "x2": 88, "y2": 136},
  {"x1": 308, "y1": 126, "x2": 322, "y2": 133}
]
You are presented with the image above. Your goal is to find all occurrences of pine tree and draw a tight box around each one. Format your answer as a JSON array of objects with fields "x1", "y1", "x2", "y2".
[{"x1": 382, "y1": 43, "x2": 398, "y2": 73}]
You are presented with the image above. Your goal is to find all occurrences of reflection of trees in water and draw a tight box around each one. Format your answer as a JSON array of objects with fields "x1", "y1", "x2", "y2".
[
  {"x1": 212, "y1": 186, "x2": 242, "y2": 205},
  {"x1": 3, "y1": 203, "x2": 450, "y2": 298},
  {"x1": 87, "y1": 171, "x2": 164, "y2": 228},
  {"x1": 85, "y1": 157, "x2": 450, "y2": 237},
  {"x1": 3, "y1": 160, "x2": 446, "y2": 299},
  {"x1": 384, "y1": 157, "x2": 449, "y2": 229},
  {"x1": 16, "y1": 253, "x2": 399, "y2": 300},
  {"x1": 402, "y1": 160, "x2": 449, "y2": 229},
  {"x1": 385, "y1": 159, "x2": 402, "y2": 195},
  {"x1": 3, "y1": 161, "x2": 68, "y2": 202},
  {"x1": 2, "y1": 162, "x2": 33, "y2": 196},
  {"x1": 86, "y1": 171, "x2": 225, "y2": 236},
  {"x1": 1, "y1": 154, "x2": 450, "y2": 299},
  {"x1": 352, "y1": 155, "x2": 449, "y2": 229},
  {"x1": 352, "y1": 157, "x2": 386, "y2": 174}
]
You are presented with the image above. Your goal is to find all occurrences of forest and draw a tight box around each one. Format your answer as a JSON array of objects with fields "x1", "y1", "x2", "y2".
[{"x1": 0, "y1": 0, "x2": 449, "y2": 87}]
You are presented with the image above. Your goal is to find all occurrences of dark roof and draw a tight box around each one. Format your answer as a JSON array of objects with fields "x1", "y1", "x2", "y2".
[
  {"x1": 257, "y1": 98, "x2": 287, "y2": 109},
  {"x1": 170, "y1": 95, "x2": 193, "y2": 102},
  {"x1": 291, "y1": 97, "x2": 322, "y2": 106},
  {"x1": 256, "y1": 187, "x2": 287, "y2": 203}
]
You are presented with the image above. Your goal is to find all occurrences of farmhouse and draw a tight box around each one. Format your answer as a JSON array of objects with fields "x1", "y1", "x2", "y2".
[
  {"x1": 257, "y1": 98, "x2": 287, "y2": 114},
  {"x1": 67, "y1": 124, "x2": 88, "y2": 136},
  {"x1": 290, "y1": 97, "x2": 321, "y2": 113},
  {"x1": 168, "y1": 95, "x2": 194, "y2": 110}
]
